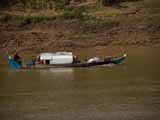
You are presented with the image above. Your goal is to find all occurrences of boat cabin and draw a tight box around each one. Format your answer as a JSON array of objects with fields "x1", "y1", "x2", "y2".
[{"x1": 39, "y1": 52, "x2": 74, "y2": 65}]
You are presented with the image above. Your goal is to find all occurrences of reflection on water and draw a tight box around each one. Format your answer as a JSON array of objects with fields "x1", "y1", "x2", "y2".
[
  {"x1": 47, "y1": 68, "x2": 74, "y2": 73},
  {"x1": 39, "y1": 68, "x2": 74, "y2": 80},
  {"x1": 0, "y1": 48, "x2": 160, "y2": 120},
  {"x1": 40, "y1": 68, "x2": 74, "y2": 76}
]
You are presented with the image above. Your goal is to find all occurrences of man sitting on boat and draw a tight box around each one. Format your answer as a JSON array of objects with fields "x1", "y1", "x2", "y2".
[
  {"x1": 73, "y1": 55, "x2": 81, "y2": 63},
  {"x1": 35, "y1": 55, "x2": 42, "y2": 64},
  {"x1": 13, "y1": 52, "x2": 22, "y2": 66}
]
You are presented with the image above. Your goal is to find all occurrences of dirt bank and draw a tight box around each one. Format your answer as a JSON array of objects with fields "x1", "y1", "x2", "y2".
[{"x1": 0, "y1": 1, "x2": 160, "y2": 54}]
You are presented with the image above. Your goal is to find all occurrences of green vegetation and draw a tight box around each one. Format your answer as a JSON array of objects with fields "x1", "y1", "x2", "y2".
[
  {"x1": 0, "y1": 0, "x2": 129, "y2": 28},
  {"x1": 0, "y1": 1, "x2": 119, "y2": 29},
  {"x1": 54, "y1": 0, "x2": 71, "y2": 10},
  {"x1": 21, "y1": 0, "x2": 71, "y2": 10},
  {"x1": 60, "y1": 6, "x2": 87, "y2": 20},
  {"x1": 60, "y1": 5, "x2": 119, "y2": 29},
  {"x1": 0, "y1": 14, "x2": 56, "y2": 25},
  {"x1": 22, "y1": 0, "x2": 54, "y2": 10},
  {"x1": 82, "y1": 17, "x2": 119, "y2": 29},
  {"x1": 15, "y1": 15, "x2": 56, "y2": 25}
]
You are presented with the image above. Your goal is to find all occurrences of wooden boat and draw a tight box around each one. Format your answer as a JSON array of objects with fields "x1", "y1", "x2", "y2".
[{"x1": 8, "y1": 53, "x2": 127, "y2": 70}]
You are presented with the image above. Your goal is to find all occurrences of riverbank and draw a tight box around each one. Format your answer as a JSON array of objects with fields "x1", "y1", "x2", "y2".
[{"x1": 0, "y1": 0, "x2": 160, "y2": 54}]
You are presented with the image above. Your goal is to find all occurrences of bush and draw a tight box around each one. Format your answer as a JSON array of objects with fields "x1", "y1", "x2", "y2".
[
  {"x1": 0, "y1": 14, "x2": 12, "y2": 22},
  {"x1": 0, "y1": 14, "x2": 56, "y2": 24},
  {"x1": 99, "y1": 0, "x2": 140, "y2": 6},
  {"x1": 82, "y1": 16, "x2": 119, "y2": 29},
  {"x1": 15, "y1": 15, "x2": 55, "y2": 24},
  {"x1": 61, "y1": 10, "x2": 76, "y2": 19},
  {"x1": 60, "y1": 5, "x2": 88, "y2": 20},
  {"x1": 59, "y1": 5, "x2": 119, "y2": 29},
  {"x1": 54, "y1": 0, "x2": 71, "y2": 10}
]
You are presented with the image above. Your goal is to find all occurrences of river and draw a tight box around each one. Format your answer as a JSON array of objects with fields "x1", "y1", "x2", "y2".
[{"x1": 0, "y1": 47, "x2": 160, "y2": 120}]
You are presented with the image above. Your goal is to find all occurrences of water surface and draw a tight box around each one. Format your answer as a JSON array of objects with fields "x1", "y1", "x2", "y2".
[{"x1": 0, "y1": 48, "x2": 160, "y2": 120}]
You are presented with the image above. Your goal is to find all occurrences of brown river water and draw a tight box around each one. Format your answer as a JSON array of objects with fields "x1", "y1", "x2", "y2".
[{"x1": 0, "y1": 47, "x2": 160, "y2": 120}]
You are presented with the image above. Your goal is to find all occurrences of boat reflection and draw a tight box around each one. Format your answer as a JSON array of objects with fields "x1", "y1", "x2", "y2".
[
  {"x1": 38, "y1": 68, "x2": 74, "y2": 80},
  {"x1": 48, "y1": 68, "x2": 74, "y2": 74}
]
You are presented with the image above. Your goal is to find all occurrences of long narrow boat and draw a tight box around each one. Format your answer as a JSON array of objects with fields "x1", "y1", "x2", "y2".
[{"x1": 8, "y1": 53, "x2": 127, "y2": 70}]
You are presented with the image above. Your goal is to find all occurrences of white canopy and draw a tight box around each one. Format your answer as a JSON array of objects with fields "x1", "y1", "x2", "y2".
[
  {"x1": 40, "y1": 53, "x2": 53, "y2": 60},
  {"x1": 39, "y1": 52, "x2": 73, "y2": 64}
]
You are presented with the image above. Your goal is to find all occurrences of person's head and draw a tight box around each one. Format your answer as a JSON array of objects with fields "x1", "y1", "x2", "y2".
[{"x1": 14, "y1": 51, "x2": 18, "y2": 55}]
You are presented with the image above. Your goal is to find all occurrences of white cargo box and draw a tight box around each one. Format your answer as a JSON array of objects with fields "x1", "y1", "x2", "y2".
[{"x1": 40, "y1": 52, "x2": 73, "y2": 64}]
